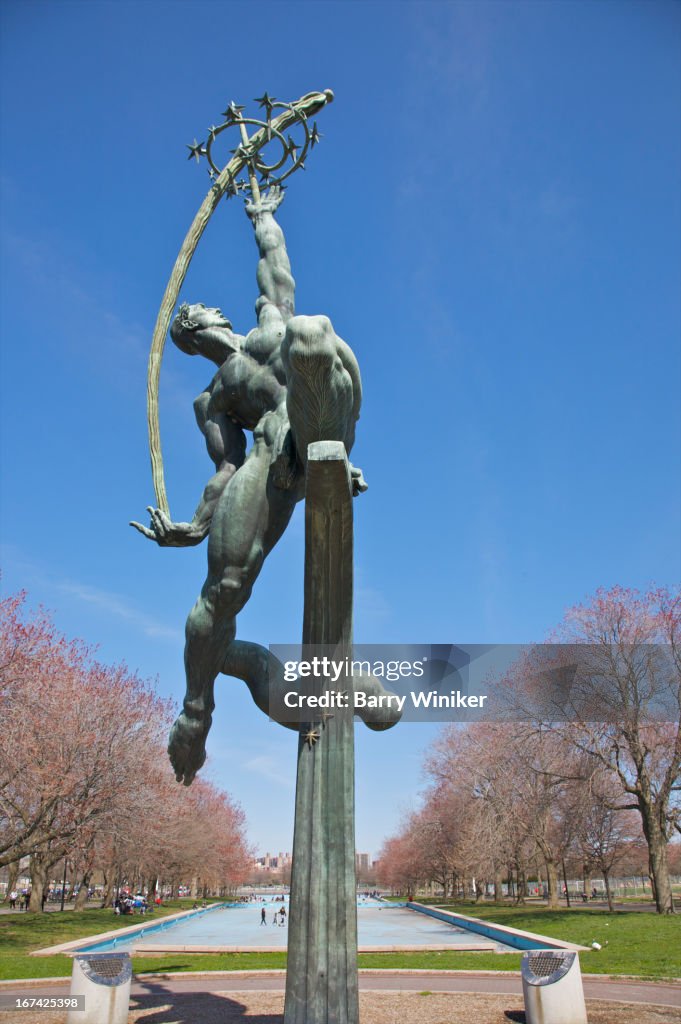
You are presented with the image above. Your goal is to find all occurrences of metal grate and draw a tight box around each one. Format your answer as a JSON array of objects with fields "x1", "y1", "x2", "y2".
[
  {"x1": 86, "y1": 957, "x2": 127, "y2": 978},
  {"x1": 527, "y1": 953, "x2": 567, "y2": 977}
]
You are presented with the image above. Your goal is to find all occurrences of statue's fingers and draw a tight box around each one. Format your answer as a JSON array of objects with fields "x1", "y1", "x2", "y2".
[
  {"x1": 130, "y1": 521, "x2": 156, "y2": 540},
  {"x1": 145, "y1": 506, "x2": 165, "y2": 529},
  {"x1": 149, "y1": 509, "x2": 168, "y2": 536}
]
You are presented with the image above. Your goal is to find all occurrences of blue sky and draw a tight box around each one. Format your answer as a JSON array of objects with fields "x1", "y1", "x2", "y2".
[{"x1": 1, "y1": 0, "x2": 679, "y2": 858}]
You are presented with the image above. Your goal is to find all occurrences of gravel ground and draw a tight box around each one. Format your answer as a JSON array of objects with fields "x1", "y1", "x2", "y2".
[{"x1": 7, "y1": 991, "x2": 681, "y2": 1024}]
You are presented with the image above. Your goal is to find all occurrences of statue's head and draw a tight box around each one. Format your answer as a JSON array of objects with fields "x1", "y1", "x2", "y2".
[{"x1": 170, "y1": 302, "x2": 233, "y2": 356}]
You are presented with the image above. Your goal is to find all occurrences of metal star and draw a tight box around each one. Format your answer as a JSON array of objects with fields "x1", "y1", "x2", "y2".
[
  {"x1": 286, "y1": 136, "x2": 299, "y2": 160},
  {"x1": 230, "y1": 142, "x2": 254, "y2": 161},
  {"x1": 304, "y1": 728, "x2": 320, "y2": 748},
  {"x1": 221, "y1": 101, "x2": 245, "y2": 123},
  {"x1": 254, "y1": 92, "x2": 276, "y2": 118},
  {"x1": 321, "y1": 710, "x2": 334, "y2": 727},
  {"x1": 186, "y1": 139, "x2": 206, "y2": 163},
  {"x1": 226, "y1": 177, "x2": 247, "y2": 197},
  {"x1": 310, "y1": 122, "x2": 322, "y2": 147},
  {"x1": 207, "y1": 124, "x2": 220, "y2": 137}
]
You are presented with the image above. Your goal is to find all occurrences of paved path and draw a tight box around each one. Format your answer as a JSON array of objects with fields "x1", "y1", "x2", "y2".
[{"x1": 2, "y1": 972, "x2": 679, "y2": 1009}]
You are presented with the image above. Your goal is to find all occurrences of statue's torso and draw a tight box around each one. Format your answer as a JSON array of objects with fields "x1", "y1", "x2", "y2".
[{"x1": 208, "y1": 350, "x2": 285, "y2": 431}]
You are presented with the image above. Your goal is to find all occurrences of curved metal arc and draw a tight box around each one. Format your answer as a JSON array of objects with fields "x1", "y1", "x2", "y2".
[{"x1": 146, "y1": 89, "x2": 333, "y2": 517}]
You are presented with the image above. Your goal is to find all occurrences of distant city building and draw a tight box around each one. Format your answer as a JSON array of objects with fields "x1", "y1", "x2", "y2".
[
  {"x1": 253, "y1": 850, "x2": 372, "y2": 876},
  {"x1": 355, "y1": 853, "x2": 370, "y2": 875},
  {"x1": 254, "y1": 851, "x2": 292, "y2": 872}
]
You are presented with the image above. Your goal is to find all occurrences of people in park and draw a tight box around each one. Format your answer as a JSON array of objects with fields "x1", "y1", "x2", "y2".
[
  {"x1": 260, "y1": 907, "x2": 267, "y2": 925},
  {"x1": 132, "y1": 185, "x2": 367, "y2": 786}
]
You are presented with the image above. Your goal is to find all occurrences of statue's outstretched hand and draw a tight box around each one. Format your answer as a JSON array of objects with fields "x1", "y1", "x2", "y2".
[
  {"x1": 245, "y1": 184, "x2": 285, "y2": 220},
  {"x1": 130, "y1": 507, "x2": 207, "y2": 547}
]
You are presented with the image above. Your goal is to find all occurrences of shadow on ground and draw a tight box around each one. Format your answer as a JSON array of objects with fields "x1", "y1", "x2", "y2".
[
  {"x1": 125, "y1": 985, "x2": 681, "y2": 1024},
  {"x1": 131, "y1": 981, "x2": 282, "y2": 1023}
]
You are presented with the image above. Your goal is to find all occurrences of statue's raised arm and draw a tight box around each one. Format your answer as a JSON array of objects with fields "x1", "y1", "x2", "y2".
[{"x1": 245, "y1": 184, "x2": 294, "y2": 323}]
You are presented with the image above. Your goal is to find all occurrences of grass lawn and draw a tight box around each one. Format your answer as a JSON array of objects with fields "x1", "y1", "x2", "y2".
[
  {"x1": 428, "y1": 902, "x2": 681, "y2": 979},
  {"x1": 0, "y1": 899, "x2": 230, "y2": 981},
  {"x1": 0, "y1": 900, "x2": 678, "y2": 982}
]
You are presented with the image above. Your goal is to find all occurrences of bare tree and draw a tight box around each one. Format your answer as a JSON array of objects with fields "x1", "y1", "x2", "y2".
[
  {"x1": 427, "y1": 723, "x2": 583, "y2": 908},
  {"x1": 0, "y1": 590, "x2": 251, "y2": 909},
  {"x1": 548, "y1": 586, "x2": 680, "y2": 913},
  {"x1": 576, "y1": 770, "x2": 640, "y2": 911},
  {"x1": 375, "y1": 819, "x2": 427, "y2": 898}
]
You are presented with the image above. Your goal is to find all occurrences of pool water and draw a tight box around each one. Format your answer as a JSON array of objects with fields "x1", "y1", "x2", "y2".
[{"x1": 77, "y1": 898, "x2": 520, "y2": 953}]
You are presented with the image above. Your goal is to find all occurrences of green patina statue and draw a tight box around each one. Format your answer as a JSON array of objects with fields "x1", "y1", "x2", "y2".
[
  {"x1": 132, "y1": 184, "x2": 371, "y2": 784},
  {"x1": 134, "y1": 93, "x2": 399, "y2": 1023}
]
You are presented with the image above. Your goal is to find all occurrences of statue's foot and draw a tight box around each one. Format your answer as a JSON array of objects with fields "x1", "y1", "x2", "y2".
[
  {"x1": 350, "y1": 464, "x2": 368, "y2": 495},
  {"x1": 168, "y1": 712, "x2": 210, "y2": 786},
  {"x1": 353, "y1": 674, "x2": 402, "y2": 731}
]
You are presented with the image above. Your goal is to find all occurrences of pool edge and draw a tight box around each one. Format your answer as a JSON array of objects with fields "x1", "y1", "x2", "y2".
[{"x1": 406, "y1": 902, "x2": 591, "y2": 952}]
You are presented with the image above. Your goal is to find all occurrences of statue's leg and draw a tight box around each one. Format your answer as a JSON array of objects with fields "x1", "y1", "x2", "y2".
[
  {"x1": 224, "y1": 643, "x2": 401, "y2": 733},
  {"x1": 169, "y1": 425, "x2": 301, "y2": 785}
]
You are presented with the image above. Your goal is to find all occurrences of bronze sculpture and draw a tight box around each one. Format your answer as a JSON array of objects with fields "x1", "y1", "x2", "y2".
[
  {"x1": 133, "y1": 91, "x2": 399, "y2": 1023},
  {"x1": 132, "y1": 183, "x2": 367, "y2": 786}
]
